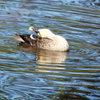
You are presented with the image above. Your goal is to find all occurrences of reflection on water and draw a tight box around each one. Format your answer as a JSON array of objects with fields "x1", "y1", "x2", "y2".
[
  {"x1": 36, "y1": 49, "x2": 68, "y2": 63},
  {"x1": 35, "y1": 49, "x2": 68, "y2": 73},
  {"x1": 0, "y1": 0, "x2": 100, "y2": 100}
]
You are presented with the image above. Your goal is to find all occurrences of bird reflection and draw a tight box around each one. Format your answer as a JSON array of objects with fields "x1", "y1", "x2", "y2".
[
  {"x1": 34, "y1": 49, "x2": 68, "y2": 73},
  {"x1": 18, "y1": 47, "x2": 68, "y2": 73},
  {"x1": 36, "y1": 49, "x2": 68, "y2": 64}
]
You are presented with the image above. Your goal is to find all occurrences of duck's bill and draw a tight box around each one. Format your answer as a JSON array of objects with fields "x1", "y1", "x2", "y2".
[{"x1": 28, "y1": 26, "x2": 38, "y2": 33}]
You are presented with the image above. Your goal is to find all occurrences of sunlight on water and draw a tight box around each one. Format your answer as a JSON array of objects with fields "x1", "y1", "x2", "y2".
[{"x1": 0, "y1": 0, "x2": 100, "y2": 100}]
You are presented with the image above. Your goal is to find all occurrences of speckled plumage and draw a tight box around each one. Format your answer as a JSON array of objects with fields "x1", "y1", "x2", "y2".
[{"x1": 14, "y1": 27, "x2": 69, "y2": 51}]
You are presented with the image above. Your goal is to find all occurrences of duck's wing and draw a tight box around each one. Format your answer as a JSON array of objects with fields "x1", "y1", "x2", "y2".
[{"x1": 14, "y1": 34, "x2": 39, "y2": 46}]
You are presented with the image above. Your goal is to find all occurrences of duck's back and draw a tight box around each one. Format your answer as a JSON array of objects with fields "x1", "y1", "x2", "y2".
[
  {"x1": 14, "y1": 34, "x2": 69, "y2": 51},
  {"x1": 37, "y1": 35, "x2": 69, "y2": 51}
]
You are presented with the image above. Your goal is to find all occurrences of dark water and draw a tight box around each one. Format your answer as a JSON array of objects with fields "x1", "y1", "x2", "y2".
[{"x1": 0, "y1": 0, "x2": 100, "y2": 100}]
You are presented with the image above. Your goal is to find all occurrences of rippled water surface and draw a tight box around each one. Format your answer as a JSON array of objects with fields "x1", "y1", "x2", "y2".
[{"x1": 0, "y1": 0, "x2": 100, "y2": 100}]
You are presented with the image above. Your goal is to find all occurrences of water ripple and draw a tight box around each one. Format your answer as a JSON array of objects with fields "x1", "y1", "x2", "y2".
[{"x1": 0, "y1": 0, "x2": 100, "y2": 99}]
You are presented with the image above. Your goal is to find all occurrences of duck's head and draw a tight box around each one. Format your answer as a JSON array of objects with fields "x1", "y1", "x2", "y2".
[{"x1": 29, "y1": 26, "x2": 55, "y2": 39}]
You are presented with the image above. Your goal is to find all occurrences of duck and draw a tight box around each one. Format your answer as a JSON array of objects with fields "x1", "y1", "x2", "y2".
[{"x1": 14, "y1": 27, "x2": 69, "y2": 51}]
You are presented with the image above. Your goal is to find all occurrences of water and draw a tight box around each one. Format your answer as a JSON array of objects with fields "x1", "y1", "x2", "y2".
[{"x1": 0, "y1": 0, "x2": 100, "y2": 100}]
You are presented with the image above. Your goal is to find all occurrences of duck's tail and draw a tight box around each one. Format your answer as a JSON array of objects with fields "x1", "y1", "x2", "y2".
[
  {"x1": 14, "y1": 34, "x2": 37, "y2": 46},
  {"x1": 14, "y1": 34, "x2": 25, "y2": 42}
]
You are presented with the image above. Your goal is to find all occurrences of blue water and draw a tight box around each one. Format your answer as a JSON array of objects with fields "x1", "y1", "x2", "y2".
[{"x1": 0, "y1": 0, "x2": 100, "y2": 100}]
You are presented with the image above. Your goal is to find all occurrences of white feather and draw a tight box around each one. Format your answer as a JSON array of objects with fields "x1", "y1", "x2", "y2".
[{"x1": 30, "y1": 34, "x2": 35, "y2": 40}]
